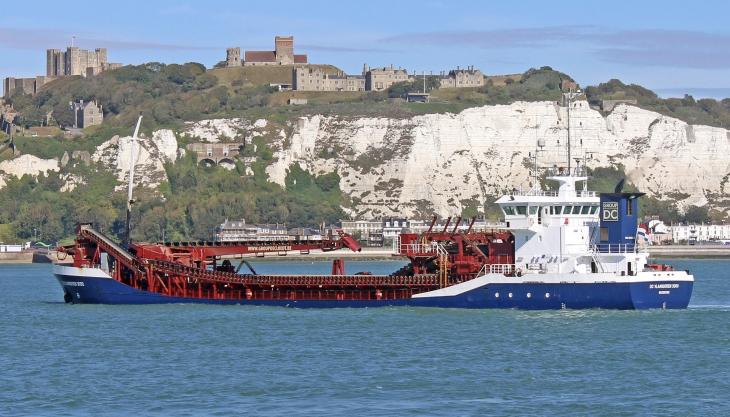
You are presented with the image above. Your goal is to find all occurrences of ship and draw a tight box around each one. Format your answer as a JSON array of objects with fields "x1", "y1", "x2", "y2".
[{"x1": 53, "y1": 99, "x2": 694, "y2": 309}]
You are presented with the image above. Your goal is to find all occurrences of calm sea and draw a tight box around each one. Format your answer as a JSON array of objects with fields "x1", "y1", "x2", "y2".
[{"x1": 0, "y1": 259, "x2": 728, "y2": 417}]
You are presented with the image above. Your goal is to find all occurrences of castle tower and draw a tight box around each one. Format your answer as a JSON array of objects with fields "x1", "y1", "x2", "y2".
[
  {"x1": 46, "y1": 49, "x2": 65, "y2": 77},
  {"x1": 226, "y1": 47, "x2": 241, "y2": 67},
  {"x1": 95, "y1": 48, "x2": 108, "y2": 67},
  {"x1": 65, "y1": 47, "x2": 82, "y2": 76},
  {"x1": 274, "y1": 36, "x2": 294, "y2": 65}
]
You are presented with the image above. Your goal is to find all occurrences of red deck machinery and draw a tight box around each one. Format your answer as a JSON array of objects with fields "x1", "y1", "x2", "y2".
[{"x1": 60, "y1": 217, "x2": 514, "y2": 303}]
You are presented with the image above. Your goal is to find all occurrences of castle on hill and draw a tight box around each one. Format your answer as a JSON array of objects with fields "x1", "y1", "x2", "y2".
[{"x1": 3, "y1": 44, "x2": 122, "y2": 98}]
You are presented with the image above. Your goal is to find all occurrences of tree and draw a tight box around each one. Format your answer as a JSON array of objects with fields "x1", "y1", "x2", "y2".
[{"x1": 683, "y1": 205, "x2": 710, "y2": 224}]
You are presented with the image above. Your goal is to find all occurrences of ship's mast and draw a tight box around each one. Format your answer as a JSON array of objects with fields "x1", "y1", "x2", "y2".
[
  {"x1": 563, "y1": 89, "x2": 581, "y2": 175},
  {"x1": 124, "y1": 115, "x2": 143, "y2": 248}
]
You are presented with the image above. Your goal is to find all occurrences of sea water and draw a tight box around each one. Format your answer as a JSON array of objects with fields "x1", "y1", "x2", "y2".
[{"x1": 0, "y1": 259, "x2": 728, "y2": 416}]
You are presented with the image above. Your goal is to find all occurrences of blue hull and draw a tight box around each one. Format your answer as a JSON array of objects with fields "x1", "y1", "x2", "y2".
[{"x1": 55, "y1": 273, "x2": 693, "y2": 310}]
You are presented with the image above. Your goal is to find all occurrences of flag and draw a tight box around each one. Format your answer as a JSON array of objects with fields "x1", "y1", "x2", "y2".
[{"x1": 637, "y1": 225, "x2": 652, "y2": 245}]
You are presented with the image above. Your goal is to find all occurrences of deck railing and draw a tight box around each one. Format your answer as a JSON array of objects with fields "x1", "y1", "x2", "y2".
[
  {"x1": 476, "y1": 263, "x2": 516, "y2": 276},
  {"x1": 592, "y1": 243, "x2": 637, "y2": 254},
  {"x1": 509, "y1": 189, "x2": 597, "y2": 198}
]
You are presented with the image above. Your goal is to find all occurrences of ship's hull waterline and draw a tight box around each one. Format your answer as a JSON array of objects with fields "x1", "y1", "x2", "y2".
[{"x1": 55, "y1": 265, "x2": 692, "y2": 310}]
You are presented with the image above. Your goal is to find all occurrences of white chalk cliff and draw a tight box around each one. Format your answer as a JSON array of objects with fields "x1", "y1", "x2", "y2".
[
  {"x1": 266, "y1": 101, "x2": 729, "y2": 218},
  {"x1": 92, "y1": 129, "x2": 179, "y2": 191},
  {"x1": 0, "y1": 154, "x2": 60, "y2": 189},
  {"x1": 2, "y1": 101, "x2": 728, "y2": 218}
]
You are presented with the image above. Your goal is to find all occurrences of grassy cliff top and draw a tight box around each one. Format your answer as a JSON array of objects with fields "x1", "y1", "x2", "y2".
[{"x1": 4, "y1": 63, "x2": 730, "y2": 139}]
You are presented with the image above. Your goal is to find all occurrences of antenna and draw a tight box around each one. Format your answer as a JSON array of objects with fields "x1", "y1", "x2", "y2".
[
  {"x1": 124, "y1": 114, "x2": 143, "y2": 248},
  {"x1": 71, "y1": 35, "x2": 76, "y2": 47}
]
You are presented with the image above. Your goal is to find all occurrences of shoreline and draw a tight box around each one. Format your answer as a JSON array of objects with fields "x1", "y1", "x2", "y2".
[
  {"x1": 647, "y1": 245, "x2": 730, "y2": 258},
  {"x1": 4, "y1": 246, "x2": 729, "y2": 264}
]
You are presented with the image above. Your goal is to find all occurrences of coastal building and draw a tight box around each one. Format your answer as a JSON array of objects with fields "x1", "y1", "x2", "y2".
[
  {"x1": 186, "y1": 143, "x2": 242, "y2": 169},
  {"x1": 288, "y1": 97, "x2": 308, "y2": 105},
  {"x1": 439, "y1": 67, "x2": 484, "y2": 88},
  {"x1": 46, "y1": 46, "x2": 120, "y2": 77},
  {"x1": 382, "y1": 218, "x2": 413, "y2": 243},
  {"x1": 72, "y1": 100, "x2": 103, "y2": 128},
  {"x1": 3, "y1": 76, "x2": 56, "y2": 98},
  {"x1": 670, "y1": 224, "x2": 730, "y2": 244},
  {"x1": 340, "y1": 220, "x2": 383, "y2": 246},
  {"x1": 0, "y1": 243, "x2": 23, "y2": 253},
  {"x1": 0, "y1": 102, "x2": 18, "y2": 134},
  {"x1": 293, "y1": 67, "x2": 365, "y2": 92},
  {"x1": 226, "y1": 36, "x2": 308, "y2": 67},
  {"x1": 4, "y1": 45, "x2": 121, "y2": 98},
  {"x1": 226, "y1": 47, "x2": 241, "y2": 67},
  {"x1": 215, "y1": 219, "x2": 290, "y2": 242},
  {"x1": 288, "y1": 227, "x2": 323, "y2": 241},
  {"x1": 364, "y1": 64, "x2": 409, "y2": 91}
]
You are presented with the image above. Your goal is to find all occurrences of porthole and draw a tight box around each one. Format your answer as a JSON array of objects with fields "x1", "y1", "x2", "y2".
[
  {"x1": 508, "y1": 292, "x2": 513, "y2": 298},
  {"x1": 526, "y1": 292, "x2": 532, "y2": 298},
  {"x1": 545, "y1": 292, "x2": 550, "y2": 298},
  {"x1": 494, "y1": 292, "x2": 500, "y2": 298}
]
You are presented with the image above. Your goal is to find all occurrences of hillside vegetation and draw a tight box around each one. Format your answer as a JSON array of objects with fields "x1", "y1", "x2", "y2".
[{"x1": 586, "y1": 79, "x2": 730, "y2": 128}]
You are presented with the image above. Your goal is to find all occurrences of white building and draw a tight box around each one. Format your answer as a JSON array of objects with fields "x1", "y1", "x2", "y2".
[
  {"x1": 340, "y1": 220, "x2": 383, "y2": 246},
  {"x1": 670, "y1": 224, "x2": 730, "y2": 243},
  {"x1": 216, "y1": 219, "x2": 289, "y2": 242},
  {"x1": 0, "y1": 243, "x2": 23, "y2": 252}
]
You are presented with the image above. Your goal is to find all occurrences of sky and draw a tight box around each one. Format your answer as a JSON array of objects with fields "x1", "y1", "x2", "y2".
[{"x1": 1, "y1": 0, "x2": 729, "y2": 98}]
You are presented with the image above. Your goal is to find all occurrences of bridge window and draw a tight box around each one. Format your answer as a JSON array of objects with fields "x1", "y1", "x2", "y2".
[
  {"x1": 590, "y1": 206, "x2": 598, "y2": 214},
  {"x1": 529, "y1": 206, "x2": 538, "y2": 215},
  {"x1": 516, "y1": 206, "x2": 527, "y2": 215},
  {"x1": 581, "y1": 206, "x2": 591, "y2": 215},
  {"x1": 503, "y1": 206, "x2": 515, "y2": 215}
]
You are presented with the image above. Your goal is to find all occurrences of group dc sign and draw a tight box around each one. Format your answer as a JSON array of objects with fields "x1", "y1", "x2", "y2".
[{"x1": 602, "y1": 201, "x2": 619, "y2": 222}]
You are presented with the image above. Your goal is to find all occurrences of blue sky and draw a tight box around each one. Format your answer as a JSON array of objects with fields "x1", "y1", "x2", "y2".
[{"x1": 2, "y1": 0, "x2": 729, "y2": 98}]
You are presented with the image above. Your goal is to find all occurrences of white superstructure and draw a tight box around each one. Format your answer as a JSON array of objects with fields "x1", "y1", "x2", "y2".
[{"x1": 496, "y1": 167, "x2": 649, "y2": 277}]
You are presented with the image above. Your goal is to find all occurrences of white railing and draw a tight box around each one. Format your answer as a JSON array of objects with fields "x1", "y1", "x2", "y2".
[
  {"x1": 592, "y1": 244, "x2": 637, "y2": 254},
  {"x1": 490, "y1": 264, "x2": 516, "y2": 274},
  {"x1": 509, "y1": 189, "x2": 597, "y2": 198},
  {"x1": 400, "y1": 242, "x2": 442, "y2": 255},
  {"x1": 476, "y1": 263, "x2": 516, "y2": 276}
]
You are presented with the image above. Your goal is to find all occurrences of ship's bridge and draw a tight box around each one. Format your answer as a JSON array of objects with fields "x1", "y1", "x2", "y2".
[
  {"x1": 496, "y1": 171, "x2": 600, "y2": 231},
  {"x1": 494, "y1": 169, "x2": 602, "y2": 274}
]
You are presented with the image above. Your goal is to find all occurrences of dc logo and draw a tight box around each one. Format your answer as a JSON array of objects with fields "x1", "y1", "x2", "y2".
[
  {"x1": 602, "y1": 202, "x2": 619, "y2": 221},
  {"x1": 603, "y1": 209, "x2": 618, "y2": 221}
]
